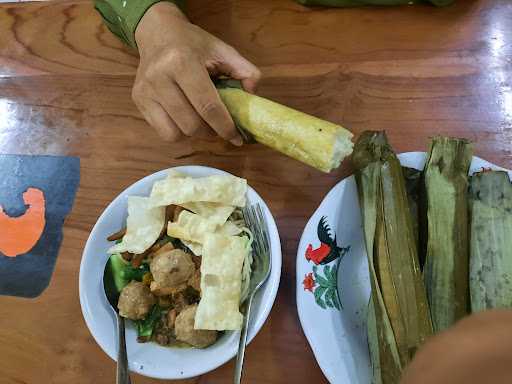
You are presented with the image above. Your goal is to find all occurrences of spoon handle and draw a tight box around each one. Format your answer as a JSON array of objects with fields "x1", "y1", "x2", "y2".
[
  {"x1": 117, "y1": 315, "x2": 131, "y2": 384},
  {"x1": 234, "y1": 293, "x2": 254, "y2": 384}
]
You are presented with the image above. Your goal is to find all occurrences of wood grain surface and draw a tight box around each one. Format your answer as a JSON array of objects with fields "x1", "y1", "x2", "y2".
[{"x1": 0, "y1": 0, "x2": 511, "y2": 383}]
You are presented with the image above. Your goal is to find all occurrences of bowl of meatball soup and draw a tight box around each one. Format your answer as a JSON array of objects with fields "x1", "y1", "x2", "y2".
[{"x1": 79, "y1": 166, "x2": 282, "y2": 379}]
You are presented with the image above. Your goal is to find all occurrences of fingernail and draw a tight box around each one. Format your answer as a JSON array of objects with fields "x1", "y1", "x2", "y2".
[{"x1": 230, "y1": 137, "x2": 244, "y2": 146}]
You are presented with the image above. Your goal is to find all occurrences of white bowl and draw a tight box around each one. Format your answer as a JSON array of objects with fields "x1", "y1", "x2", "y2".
[{"x1": 79, "y1": 166, "x2": 282, "y2": 380}]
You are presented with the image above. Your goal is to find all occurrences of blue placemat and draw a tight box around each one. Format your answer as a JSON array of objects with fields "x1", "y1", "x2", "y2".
[{"x1": 0, "y1": 154, "x2": 80, "y2": 298}]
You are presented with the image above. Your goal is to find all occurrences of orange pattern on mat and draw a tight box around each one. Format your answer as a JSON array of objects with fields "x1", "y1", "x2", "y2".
[{"x1": 0, "y1": 188, "x2": 46, "y2": 257}]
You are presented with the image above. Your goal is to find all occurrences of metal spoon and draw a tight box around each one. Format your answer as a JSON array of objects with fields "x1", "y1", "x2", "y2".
[{"x1": 103, "y1": 258, "x2": 132, "y2": 384}]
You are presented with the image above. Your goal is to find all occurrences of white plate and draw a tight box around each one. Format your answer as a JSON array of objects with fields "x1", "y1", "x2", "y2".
[
  {"x1": 79, "y1": 166, "x2": 282, "y2": 380},
  {"x1": 296, "y1": 152, "x2": 512, "y2": 384}
]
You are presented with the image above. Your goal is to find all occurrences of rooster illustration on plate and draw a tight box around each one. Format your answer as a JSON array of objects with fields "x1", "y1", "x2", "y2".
[{"x1": 302, "y1": 216, "x2": 350, "y2": 310}]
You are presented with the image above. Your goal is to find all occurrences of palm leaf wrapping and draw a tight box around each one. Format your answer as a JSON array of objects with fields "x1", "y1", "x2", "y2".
[
  {"x1": 402, "y1": 168, "x2": 421, "y2": 256},
  {"x1": 423, "y1": 137, "x2": 472, "y2": 332},
  {"x1": 469, "y1": 171, "x2": 512, "y2": 312},
  {"x1": 353, "y1": 131, "x2": 433, "y2": 384},
  {"x1": 296, "y1": 0, "x2": 454, "y2": 7}
]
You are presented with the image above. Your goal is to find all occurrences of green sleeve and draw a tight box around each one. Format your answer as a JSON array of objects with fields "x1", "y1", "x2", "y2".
[
  {"x1": 296, "y1": 0, "x2": 453, "y2": 6},
  {"x1": 94, "y1": 0, "x2": 186, "y2": 49}
]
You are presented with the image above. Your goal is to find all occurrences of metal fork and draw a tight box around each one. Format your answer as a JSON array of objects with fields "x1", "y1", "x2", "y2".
[{"x1": 234, "y1": 204, "x2": 272, "y2": 384}]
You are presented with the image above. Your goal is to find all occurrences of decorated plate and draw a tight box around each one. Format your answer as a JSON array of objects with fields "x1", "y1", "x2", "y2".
[{"x1": 296, "y1": 152, "x2": 512, "y2": 383}]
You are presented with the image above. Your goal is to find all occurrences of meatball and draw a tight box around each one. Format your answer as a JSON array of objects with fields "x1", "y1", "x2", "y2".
[
  {"x1": 167, "y1": 308, "x2": 177, "y2": 329},
  {"x1": 150, "y1": 281, "x2": 188, "y2": 297},
  {"x1": 118, "y1": 281, "x2": 155, "y2": 320},
  {"x1": 150, "y1": 249, "x2": 195, "y2": 289},
  {"x1": 188, "y1": 268, "x2": 201, "y2": 293},
  {"x1": 175, "y1": 304, "x2": 217, "y2": 348},
  {"x1": 172, "y1": 291, "x2": 189, "y2": 313}
]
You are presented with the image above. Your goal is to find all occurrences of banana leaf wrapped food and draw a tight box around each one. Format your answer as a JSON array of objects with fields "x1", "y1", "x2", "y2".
[
  {"x1": 403, "y1": 167, "x2": 422, "y2": 251},
  {"x1": 296, "y1": 0, "x2": 454, "y2": 6},
  {"x1": 469, "y1": 170, "x2": 512, "y2": 312},
  {"x1": 353, "y1": 131, "x2": 433, "y2": 384},
  {"x1": 217, "y1": 83, "x2": 353, "y2": 173},
  {"x1": 423, "y1": 137, "x2": 472, "y2": 332}
]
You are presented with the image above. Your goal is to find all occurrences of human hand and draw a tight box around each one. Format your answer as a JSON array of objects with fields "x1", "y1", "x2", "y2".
[
  {"x1": 133, "y1": 2, "x2": 260, "y2": 144},
  {"x1": 401, "y1": 310, "x2": 512, "y2": 384}
]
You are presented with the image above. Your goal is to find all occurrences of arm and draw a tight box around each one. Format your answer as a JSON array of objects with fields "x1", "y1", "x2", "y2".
[
  {"x1": 401, "y1": 310, "x2": 512, "y2": 384},
  {"x1": 95, "y1": 0, "x2": 185, "y2": 48}
]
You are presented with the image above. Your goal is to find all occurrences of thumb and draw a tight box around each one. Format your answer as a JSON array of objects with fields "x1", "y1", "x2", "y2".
[{"x1": 216, "y1": 44, "x2": 261, "y2": 93}]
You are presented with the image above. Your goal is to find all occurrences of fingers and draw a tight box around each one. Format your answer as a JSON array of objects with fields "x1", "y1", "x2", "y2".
[
  {"x1": 216, "y1": 44, "x2": 261, "y2": 93},
  {"x1": 175, "y1": 61, "x2": 242, "y2": 144},
  {"x1": 154, "y1": 79, "x2": 212, "y2": 138},
  {"x1": 135, "y1": 97, "x2": 184, "y2": 142},
  {"x1": 133, "y1": 34, "x2": 259, "y2": 145}
]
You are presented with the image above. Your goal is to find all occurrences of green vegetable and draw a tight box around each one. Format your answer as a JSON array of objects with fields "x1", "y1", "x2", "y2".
[
  {"x1": 423, "y1": 137, "x2": 472, "y2": 332},
  {"x1": 121, "y1": 263, "x2": 149, "y2": 282},
  {"x1": 469, "y1": 171, "x2": 512, "y2": 312},
  {"x1": 109, "y1": 254, "x2": 130, "y2": 292},
  {"x1": 135, "y1": 305, "x2": 162, "y2": 338},
  {"x1": 108, "y1": 253, "x2": 149, "y2": 292}
]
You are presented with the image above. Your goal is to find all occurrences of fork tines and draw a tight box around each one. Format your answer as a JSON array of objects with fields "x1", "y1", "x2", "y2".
[{"x1": 243, "y1": 204, "x2": 270, "y2": 257}]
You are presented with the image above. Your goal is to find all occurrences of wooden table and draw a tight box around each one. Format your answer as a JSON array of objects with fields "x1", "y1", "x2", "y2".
[{"x1": 0, "y1": 0, "x2": 510, "y2": 383}]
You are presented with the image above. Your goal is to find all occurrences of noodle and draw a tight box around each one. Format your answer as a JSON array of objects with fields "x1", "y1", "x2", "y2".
[
  {"x1": 230, "y1": 208, "x2": 254, "y2": 303},
  {"x1": 240, "y1": 228, "x2": 253, "y2": 303}
]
